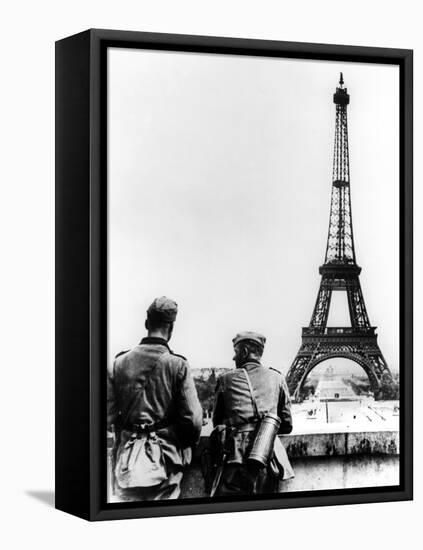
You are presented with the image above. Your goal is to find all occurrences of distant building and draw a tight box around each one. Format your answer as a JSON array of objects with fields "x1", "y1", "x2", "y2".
[
  {"x1": 323, "y1": 365, "x2": 335, "y2": 380},
  {"x1": 317, "y1": 378, "x2": 358, "y2": 401}
]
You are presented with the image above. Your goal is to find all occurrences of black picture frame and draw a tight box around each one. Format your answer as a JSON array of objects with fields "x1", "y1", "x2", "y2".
[{"x1": 55, "y1": 28, "x2": 413, "y2": 521}]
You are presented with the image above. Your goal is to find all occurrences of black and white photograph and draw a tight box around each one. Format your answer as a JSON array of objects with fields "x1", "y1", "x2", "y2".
[
  {"x1": 3, "y1": 0, "x2": 421, "y2": 544},
  {"x1": 106, "y1": 47, "x2": 402, "y2": 504}
]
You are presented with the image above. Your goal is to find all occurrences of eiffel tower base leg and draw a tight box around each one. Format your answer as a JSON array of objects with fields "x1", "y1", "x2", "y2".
[{"x1": 286, "y1": 334, "x2": 390, "y2": 403}]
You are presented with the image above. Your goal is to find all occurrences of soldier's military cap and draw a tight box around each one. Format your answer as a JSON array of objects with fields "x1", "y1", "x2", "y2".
[
  {"x1": 147, "y1": 296, "x2": 178, "y2": 323},
  {"x1": 232, "y1": 331, "x2": 266, "y2": 348}
]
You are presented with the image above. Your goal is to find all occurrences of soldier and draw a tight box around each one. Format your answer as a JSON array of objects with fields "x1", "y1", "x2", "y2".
[
  {"x1": 211, "y1": 331, "x2": 293, "y2": 496},
  {"x1": 107, "y1": 296, "x2": 202, "y2": 502}
]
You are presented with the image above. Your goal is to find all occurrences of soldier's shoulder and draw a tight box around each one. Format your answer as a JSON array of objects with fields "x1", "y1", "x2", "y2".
[
  {"x1": 164, "y1": 350, "x2": 190, "y2": 377},
  {"x1": 114, "y1": 349, "x2": 130, "y2": 359},
  {"x1": 112, "y1": 349, "x2": 131, "y2": 374},
  {"x1": 162, "y1": 350, "x2": 189, "y2": 368},
  {"x1": 268, "y1": 366, "x2": 288, "y2": 383},
  {"x1": 269, "y1": 366, "x2": 282, "y2": 375},
  {"x1": 218, "y1": 369, "x2": 237, "y2": 382},
  {"x1": 169, "y1": 350, "x2": 188, "y2": 362}
]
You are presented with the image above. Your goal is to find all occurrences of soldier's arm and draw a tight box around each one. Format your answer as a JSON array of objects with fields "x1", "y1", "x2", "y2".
[
  {"x1": 277, "y1": 375, "x2": 293, "y2": 434},
  {"x1": 174, "y1": 360, "x2": 203, "y2": 446},
  {"x1": 212, "y1": 377, "x2": 225, "y2": 427},
  {"x1": 107, "y1": 362, "x2": 119, "y2": 431}
]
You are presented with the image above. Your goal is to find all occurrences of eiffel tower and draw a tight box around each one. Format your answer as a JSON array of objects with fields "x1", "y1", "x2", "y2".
[{"x1": 286, "y1": 73, "x2": 392, "y2": 402}]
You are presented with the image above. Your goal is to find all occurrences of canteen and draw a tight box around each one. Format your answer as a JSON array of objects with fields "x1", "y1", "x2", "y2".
[{"x1": 247, "y1": 412, "x2": 281, "y2": 467}]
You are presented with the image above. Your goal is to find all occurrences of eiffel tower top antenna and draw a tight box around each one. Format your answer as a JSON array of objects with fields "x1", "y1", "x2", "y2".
[{"x1": 324, "y1": 73, "x2": 356, "y2": 265}]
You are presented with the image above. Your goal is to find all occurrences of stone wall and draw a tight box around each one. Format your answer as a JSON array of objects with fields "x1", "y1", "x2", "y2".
[{"x1": 180, "y1": 430, "x2": 399, "y2": 498}]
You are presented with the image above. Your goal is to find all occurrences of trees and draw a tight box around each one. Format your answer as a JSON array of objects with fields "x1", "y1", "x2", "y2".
[
  {"x1": 193, "y1": 370, "x2": 218, "y2": 415},
  {"x1": 379, "y1": 370, "x2": 399, "y2": 400}
]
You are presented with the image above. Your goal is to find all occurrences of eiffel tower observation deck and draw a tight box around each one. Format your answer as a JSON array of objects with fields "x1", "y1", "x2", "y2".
[{"x1": 286, "y1": 74, "x2": 393, "y2": 402}]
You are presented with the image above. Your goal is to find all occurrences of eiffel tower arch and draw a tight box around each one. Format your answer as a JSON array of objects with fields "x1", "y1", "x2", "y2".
[
  {"x1": 286, "y1": 74, "x2": 392, "y2": 402},
  {"x1": 288, "y1": 331, "x2": 388, "y2": 402}
]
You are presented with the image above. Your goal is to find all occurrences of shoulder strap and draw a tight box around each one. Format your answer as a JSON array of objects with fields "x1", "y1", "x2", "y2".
[
  {"x1": 241, "y1": 368, "x2": 261, "y2": 420},
  {"x1": 170, "y1": 351, "x2": 187, "y2": 361},
  {"x1": 115, "y1": 349, "x2": 130, "y2": 359}
]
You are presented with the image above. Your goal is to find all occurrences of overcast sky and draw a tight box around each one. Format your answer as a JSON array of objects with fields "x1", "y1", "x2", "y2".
[{"x1": 108, "y1": 48, "x2": 399, "y2": 375}]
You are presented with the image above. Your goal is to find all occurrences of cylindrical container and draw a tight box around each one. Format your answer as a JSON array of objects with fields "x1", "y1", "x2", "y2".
[{"x1": 247, "y1": 412, "x2": 281, "y2": 468}]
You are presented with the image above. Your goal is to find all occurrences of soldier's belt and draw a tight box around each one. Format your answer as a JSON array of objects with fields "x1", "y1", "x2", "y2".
[
  {"x1": 228, "y1": 421, "x2": 258, "y2": 433},
  {"x1": 125, "y1": 420, "x2": 169, "y2": 435}
]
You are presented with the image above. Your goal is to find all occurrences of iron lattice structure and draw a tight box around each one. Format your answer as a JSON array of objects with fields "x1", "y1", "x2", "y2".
[{"x1": 286, "y1": 74, "x2": 392, "y2": 401}]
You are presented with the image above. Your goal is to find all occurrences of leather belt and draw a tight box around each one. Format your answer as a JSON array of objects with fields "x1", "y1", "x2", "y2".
[{"x1": 125, "y1": 420, "x2": 169, "y2": 435}]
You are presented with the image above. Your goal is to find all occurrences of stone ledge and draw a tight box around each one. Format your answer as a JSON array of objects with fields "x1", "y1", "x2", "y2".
[
  {"x1": 193, "y1": 429, "x2": 399, "y2": 459},
  {"x1": 283, "y1": 430, "x2": 399, "y2": 457},
  {"x1": 180, "y1": 430, "x2": 400, "y2": 498}
]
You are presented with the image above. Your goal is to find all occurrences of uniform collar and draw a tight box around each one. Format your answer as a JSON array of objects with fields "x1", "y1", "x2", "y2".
[
  {"x1": 238, "y1": 360, "x2": 262, "y2": 369},
  {"x1": 140, "y1": 336, "x2": 170, "y2": 349}
]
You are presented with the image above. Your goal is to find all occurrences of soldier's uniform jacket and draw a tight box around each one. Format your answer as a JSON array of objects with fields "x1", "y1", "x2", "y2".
[
  {"x1": 107, "y1": 336, "x2": 203, "y2": 469},
  {"x1": 213, "y1": 361, "x2": 293, "y2": 478}
]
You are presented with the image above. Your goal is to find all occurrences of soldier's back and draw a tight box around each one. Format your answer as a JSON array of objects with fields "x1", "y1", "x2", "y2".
[
  {"x1": 113, "y1": 340, "x2": 186, "y2": 427},
  {"x1": 216, "y1": 363, "x2": 283, "y2": 427}
]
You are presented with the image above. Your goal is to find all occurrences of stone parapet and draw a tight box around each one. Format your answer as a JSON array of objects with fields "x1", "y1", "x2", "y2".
[
  {"x1": 180, "y1": 430, "x2": 400, "y2": 498},
  {"x1": 283, "y1": 430, "x2": 399, "y2": 458}
]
